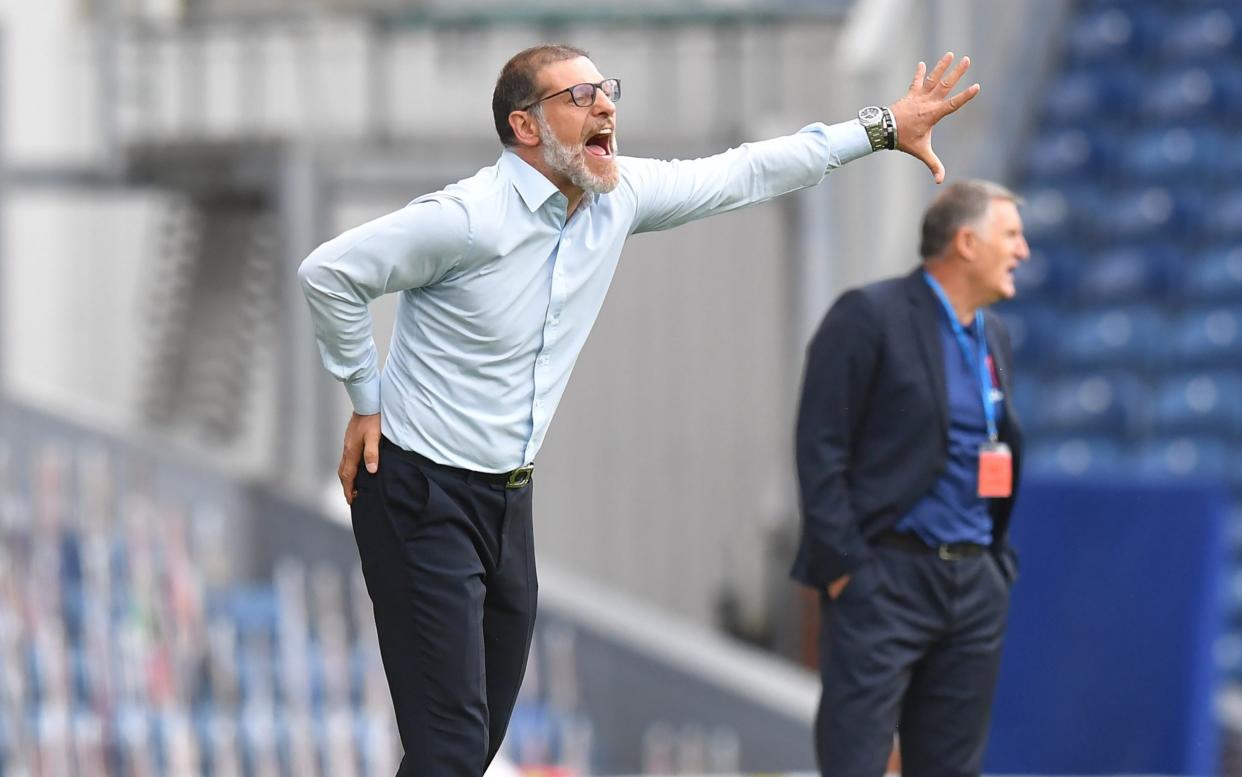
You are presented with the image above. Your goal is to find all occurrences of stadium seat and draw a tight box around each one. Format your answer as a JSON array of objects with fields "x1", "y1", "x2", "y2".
[
  {"x1": 1179, "y1": 245, "x2": 1242, "y2": 303},
  {"x1": 1141, "y1": 65, "x2": 1242, "y2": 122},
  {"x1": 1020, "y1": 127, "x2": 1111, "y2": 184},
  {"x1": 1065, "y1": 4, "x2": 1158, "y2": 64},
  {"x1": 1116, "y1": 126, "x2": 1218, "y2": 184},
  {"x1": 1013, "y1": 243, "x2": 1081, "y2": 299},
  {"x1": 1006, "y1": 370, "x2": 1047, "y2": 436},
  {"x1": 1135, "y1": 435, "x2": 1234, "y2": 482},
  {"x1": 994, "y1": 302, "x2": 1060, "y2": 364},
  {"x1": 1042, "y1": 67, "x2": 1142, "y2": 126},
  {"x1": 1152, "y1": 371, "x2": 1242, "y2": 436},
  {"x1": 1159, "y1": 7, "x2": 1239, "y2": 64},
  {"x1": 1090, "y1": 186, "x2": 1200, "y2": 242},
  {"x1": 1023, "y1": 435, "x2": 1127, "y2": 479},
  {"x1": 1019, "y1": 184, "x2": 1100, "y2": 243},
  {"x1": 1200, "y1": 187, "x2": 1242, "y2": 241},
  {"x1": 1056, "y1": 307, "x2": 1166, "y2": 369},
  {"x1": 1167, "y1": 306, "x2": 1242, "y2": 367},
  {"x1": 1036, "y1": 371, "x2": 1150, "y2": 437},
  {"x1": 1073, "y1": 243, "x2": 1175, "y2": 304}
]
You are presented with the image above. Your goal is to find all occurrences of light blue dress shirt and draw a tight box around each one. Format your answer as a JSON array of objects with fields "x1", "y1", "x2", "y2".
[{"x1": 298, "y1": 121, "x2": 871, "y2": 472}]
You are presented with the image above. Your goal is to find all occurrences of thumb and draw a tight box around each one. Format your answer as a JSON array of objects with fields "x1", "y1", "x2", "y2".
[
  {"x1": 364, "y1": 429, "x2": 380, "y2": 473},
  {"x1": 924, "y1": 148, "x2": 945, "y2": 184}
]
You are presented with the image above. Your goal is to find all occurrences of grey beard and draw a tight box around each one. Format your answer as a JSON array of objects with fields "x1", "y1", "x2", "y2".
[{"x1": 536, "y1": 113, "x2": 619, "y2": 195}]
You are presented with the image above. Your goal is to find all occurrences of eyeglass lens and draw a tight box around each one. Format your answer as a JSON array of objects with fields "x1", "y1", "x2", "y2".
[{"x1": 569, "y1": 79, "x2": 621, "y2": 107}]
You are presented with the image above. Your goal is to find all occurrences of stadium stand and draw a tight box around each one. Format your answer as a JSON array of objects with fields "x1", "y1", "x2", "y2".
[
  {"x1": 0, "y1": 400, "x2": 822, "y2": 776},
  {"x1": 1001, "y1": 0, "x2": 1242, "y2": 690}
]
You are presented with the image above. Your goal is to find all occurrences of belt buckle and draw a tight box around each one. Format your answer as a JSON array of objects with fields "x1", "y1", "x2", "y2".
[
  {"x1": 506, "y1": 465, "x2": 533, "y2": 489},
  {"x1": 937, "y1": 544, "x2": 964, "y2": 562}
]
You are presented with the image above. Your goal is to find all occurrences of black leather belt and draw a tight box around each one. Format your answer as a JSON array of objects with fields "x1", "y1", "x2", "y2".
[
  {"x1": 874, "y1": 530, "x2": 987, "y2": 561},
  {"x1": 381, "y1": 437, "x2": 534, "y2": 489}
]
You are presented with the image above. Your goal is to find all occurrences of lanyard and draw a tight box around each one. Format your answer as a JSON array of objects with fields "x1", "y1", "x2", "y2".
[{"x1": 923, "y1": 272, "x2": 999, "y2": 442}]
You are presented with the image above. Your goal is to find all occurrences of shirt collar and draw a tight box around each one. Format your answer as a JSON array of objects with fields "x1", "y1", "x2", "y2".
[{"x1": 500, "y1": 150, "x2": 561, "y2": 212}]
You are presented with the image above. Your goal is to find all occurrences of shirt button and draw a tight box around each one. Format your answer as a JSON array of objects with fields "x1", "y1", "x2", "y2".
[
  {"x1": 539, "y1": 356, "x2": 550, "y2": 366},
  {"x1": 534, "y1": 399, "x2": 544, "y2": 408}
]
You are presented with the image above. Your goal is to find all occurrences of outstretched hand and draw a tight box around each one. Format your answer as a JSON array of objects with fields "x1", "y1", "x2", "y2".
[{"x1": 889, "y1": 52, "x2": 981, "y2": 184}]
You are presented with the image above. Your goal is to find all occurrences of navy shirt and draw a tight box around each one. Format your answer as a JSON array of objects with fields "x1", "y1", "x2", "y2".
[{"x1": 894, "y1": 284, "x2": 1005, "y2": 546}]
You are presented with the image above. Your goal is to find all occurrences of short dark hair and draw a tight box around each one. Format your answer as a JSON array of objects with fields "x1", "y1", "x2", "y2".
[
  {"x1": 492, "y1": 44, "x2": 590, "y2": 147},
  {"x1": 919, "y1": 180, "x2": 1021, "y2": 260}
]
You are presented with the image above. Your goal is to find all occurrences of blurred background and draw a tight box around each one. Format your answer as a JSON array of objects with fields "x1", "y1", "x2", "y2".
[{"x1": 0, "y1": 0, "x2": 1238, "y2": 774}]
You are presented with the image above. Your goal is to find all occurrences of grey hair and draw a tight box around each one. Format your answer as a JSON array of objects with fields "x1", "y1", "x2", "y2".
[{"x1": 919, "y1": 180, "x2": 1021, "y2": 260}]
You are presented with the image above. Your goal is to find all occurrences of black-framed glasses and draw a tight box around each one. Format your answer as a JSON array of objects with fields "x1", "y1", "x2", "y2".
[{"x1": 520, "y1": 78, "x2": 621, "y2": 112}]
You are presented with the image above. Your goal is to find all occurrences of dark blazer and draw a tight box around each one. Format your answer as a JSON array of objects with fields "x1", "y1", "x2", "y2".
[{"x1": 790, "y1": 268, "x2": 1023, "y2": 589}]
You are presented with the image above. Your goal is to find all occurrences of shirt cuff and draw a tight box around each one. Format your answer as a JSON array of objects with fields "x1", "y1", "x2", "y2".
[
  {"x1": 803, "y1": 120, "x2": 875, "y2": 170},
  {"x1": 346, "y1": 376, "x2": 381, "y2": 416}
]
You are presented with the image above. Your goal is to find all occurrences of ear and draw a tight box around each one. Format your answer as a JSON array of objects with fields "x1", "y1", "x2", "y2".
[
  {"x1": 509, "y1": 110, "x2": 541, "y2": 148},
  {"x1": 951, "y1": 225, "x2": 977, "y2": 261}
]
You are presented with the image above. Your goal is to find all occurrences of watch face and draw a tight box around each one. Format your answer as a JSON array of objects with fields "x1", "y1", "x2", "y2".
[{"x1": 859, "y1": 106, "x2": 882, "y2": 124}]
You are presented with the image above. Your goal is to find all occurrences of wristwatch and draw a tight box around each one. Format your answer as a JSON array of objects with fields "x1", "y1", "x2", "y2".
[{"x1": 858, "y1": 106, "x2": 896, "y2": 151}]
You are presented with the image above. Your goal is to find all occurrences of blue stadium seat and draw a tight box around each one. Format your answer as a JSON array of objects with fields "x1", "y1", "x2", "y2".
[
  {"x1": 1116, "y1": 126, "x2": 1218, "y2": 184},
  {"x1": 1023, "y1": 435, "x2": 1127, "y2": 479},
  {"x1": 994, "y1": 302, "x2": 1060, "y2": 364},
  {"x1": 1090, "y1": 186, "x2": 1200, "y2": 242},
  {"x1": 1057, "y1": 307, "x2": 1166, "y2": 369},
  {"x1": 1020, "y1": 127, "x2": 1111, "y2": 184},
  {"x1": 1013, "y1": 243, "x2": 1081, "y2": 299},
  {"x1": 1167, "y1": 306, "x2": 1242, "y2": 367},
  {"x1": 1008, "y1": 371, "x2": 1047, "y2": 436},
  {"x1": 1019, "y1": 185, "x2": 1100, "y2": 243},
  {"x1": 1141, "y1": 65, "x2": 1242, "y2": 122},
  {"x1": 1200, "y1": 187, "x2": 1242, "y2": 241},
  {"x1": 1180, "y1": 245, "x2": 1242, "y2": 303},
  {"x1": 1158, "y1": 7, "x2": 1239, "y2": 64},
  {"x1": 1210, "y1": 140, "x2": 1242, "y2": 185},
  {"x1": 1043, "y1": 67, "x2": 1142, "y2": 126},
  {"x1": 1135, "y1": 435, "x2": 1234, "y2": 482},
  {"x1": 1153, "y1": 371, "x2": 1242, "y2": 436},
  {"x1": 1073, "y1": 243, "x2": 1175, "y2": 304},
  {"x1": 1066, "y1": 5, "x2": 1159, "y2": 64},
  {"x1": 1037, "y1": 371, "x2": 1150, "y2": 437}
]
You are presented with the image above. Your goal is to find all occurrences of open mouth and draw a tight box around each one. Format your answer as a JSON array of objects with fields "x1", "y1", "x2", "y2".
[{"x1": 584, "y1": 129, "x2": 614, "y2": 159}]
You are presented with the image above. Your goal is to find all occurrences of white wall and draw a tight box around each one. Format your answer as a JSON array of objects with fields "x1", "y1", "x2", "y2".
[
  {"x1": 3, "y1": 188, "x2": 166, "y2": 426},
  {"x1": 0, "y1": 0, "x2": 128, "y2": 418},
  {"x1": 0, "y1": 0, "x2": 103, "y2": 165}
]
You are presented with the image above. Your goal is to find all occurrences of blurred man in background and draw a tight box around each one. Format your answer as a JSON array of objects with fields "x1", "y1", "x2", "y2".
[
  {"x1": 793, "y1": 180, "x2": 1029, "y2": 777},
  {"x1": 299, "y1": 42, "x2": 979, "y2": 777}
]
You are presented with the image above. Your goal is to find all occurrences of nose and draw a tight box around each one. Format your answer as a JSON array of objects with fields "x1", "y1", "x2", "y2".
[
  {"x1": 1015, "y1": 233, "x2": 1030, "y2": 261},
  {"x1": 593, "y1": 90, "x2": 617, "y2": 119}
]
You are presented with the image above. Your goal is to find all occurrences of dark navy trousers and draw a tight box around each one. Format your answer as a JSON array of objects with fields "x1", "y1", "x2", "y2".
[
  {"x1": 816, "y1": 543, "x2": 1011, "y2": 777},
  {"x1": 352, "y1": 437, "x2": 538, "y2": 777}
]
